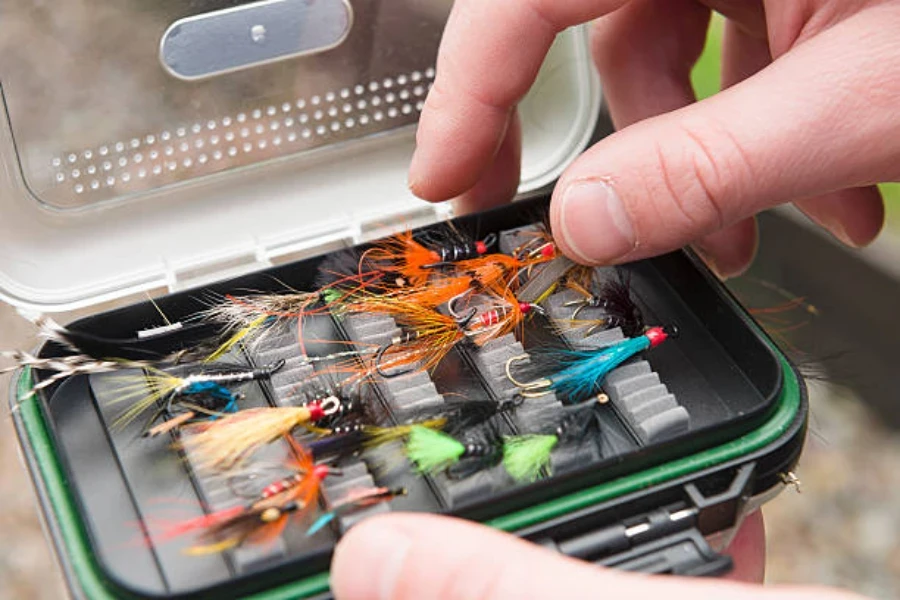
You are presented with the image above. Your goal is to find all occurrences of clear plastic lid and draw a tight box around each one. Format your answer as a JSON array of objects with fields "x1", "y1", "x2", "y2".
[{"x1": 0, "y1": 1, "x2": 600, "y2": 311}]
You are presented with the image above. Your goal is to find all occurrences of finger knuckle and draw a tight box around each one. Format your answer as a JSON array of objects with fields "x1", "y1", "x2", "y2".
[{"x1": 650, "y1": 121, "x2": 753, "y2": 233}]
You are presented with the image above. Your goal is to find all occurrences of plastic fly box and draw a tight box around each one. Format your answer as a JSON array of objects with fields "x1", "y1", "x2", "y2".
[{"x1": 0, "y1": 3, "x2": 807, "y2": 599}]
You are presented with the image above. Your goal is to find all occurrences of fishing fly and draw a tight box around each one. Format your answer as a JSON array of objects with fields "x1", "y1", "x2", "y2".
[{"x1": 504, "y1": 326, "x2": 676, "y2": 400}]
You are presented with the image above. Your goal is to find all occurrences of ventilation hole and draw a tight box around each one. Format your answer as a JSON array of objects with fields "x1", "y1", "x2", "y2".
[
  {"x1": 237, "y1": 113, "x2": 247, "y2": 123},
  {"x1": 374, "y1": 110, "x2": 384, "y2": 121},
  {"x1": 118, "y1": 157, "x2": 128, "y2": 167},
  {"x1": 134, "y1": 154, "x2": 143, "y2": 163},
  {"x1": 74, "y1": 184, "x2": 84, "y2": 193},
  {"x1": 83, "y1": 150, "x2": 93, "y2": 160},
  {"x1": 55, "y1": 173, "x2": 65, "y2": 183},
  {"x1": 192, "y1": 124, "x2": 202, "y2": 134},
  {"x1": 149, "y1": 150, "x2": 159, "y2": 160},
  {"x1": 224, "y1": 132, "x2": 234, "y2": 142},
  {"x1": 425, "y1": 67, "x2": 436, "y2": 78},
  {"x1": 207, "y1": 120, "x2": 217, "y2": 130},
  {"x1": 300, "y1": 113, "x2": 310, "y2": 123},
  {"x1": 87, "y1": 165, "x2": 97, "y2": 175},
  {"x1": 354, "y1": 84, "x2": 365, "y2": 95},
  {"x1": 160, "y1": 132, "x2": 171, "y2": 142},
  {"x1": 314, "y1": 110, "x2": 323, "y2": 121},
  {"x1": 284, "y1": 117, "x2": 295, "y2": 127},
  {"x1": 266, "y1": 106, "x2": 276, "y2": 116},
  {"x1": 121, "y1": 173, "x2": 131, "y2": 183},
  {"x1": 297, "y1": 99, "x2": 307, "y2": 109},
  {"x1": 400, "y1": 90, "x2": 410, "y2": 100},
  {"x1": 270, "y1": 121, "x2": 279, "y2": 131},
  {"x1": 385, "y1": 93, "x2": 396, "y2": 103},
  {"x1": 359, "y1": 114, "x2": 370, "y2": 125},
  {"x1": 223, "y1": 116, "x2": 234, "y2": 127},
  {"x1": 287, "y1": 132, "x2": 298, "y2": 142},
  {"x1": 402, "y1": 104, "x2": 412, "y2": 115},
  {"x1": 371, "y1": 97, "x2": 382, "y2": 107},
  {"x1": 175, "y1": 128, "x2": 186, "y2": 137},
  {"x1": 179, "y1": 142, "x2": 189, "y2": 152},
  {"x1": 90, "y1": 180, "x2": 100, "y2": 190},
  {"x1": 211, "y1": 135, "x2": 221, "y2": 145},
  {"x1": 328, "y1": 106, "x2": 338, "y2": 117},
  {"x1": 273, "y1": 136, "x2": 282, "y2": 146},
  {"x1": 99, "y1": 146, "x2": 109, "y2": 156},
  {"x1": 325, "y1": 92, "x2": 336, "y2": 102},
  {"x1": 257, "y1": 140, "x2": 267, "y2": 149},
  {"x1": 198, "y1": 154, "x2": 208, "y2": 164},
  {"x1": 52, "y1": 157, "x2": 62, "y2": 167},
  {"x1": 357, "y1": 99, "x2": 367, "y2": 109},
  {"x1": 383, "y1": 77, "x2": 394, "y2": 88},
  {"x1": 316, "y1": 125, "x2": 326, "y2": 135},
  {"x1": 388, "y1": 107, "x2": 399, "y2": 118},
  {"x1": 228, "y1": 147, "x2": 238, "y2": 157},
  {"x1": 183, "y1": 158, "x2": 193, "y2": 167},
  {"x1": 130, "y1": 138, "x2": 140, "y2": 148},
  {"x1": 138, "y1": 168, "x2": 147, "y2": 178},
  {"x1": 301, "y1": 129, "x2": 311, "y2": 139},
  {"x1": 166, "y1": 161, "x2": 177, "y2": 171},
  {"x1": 164, "y1": 146, "x2": 174, "y2": 156},
  {"x1": 68, "y1": 154, "x2": 77, "y2": 163},
  {"x1": 71, "y1": 169, "x2": 81, "y2": 179},
  {"x1": 330, "y1": 121, "x2": 340, "y2": 132},
  {"x1": 311, "y1": 95, "x2": 321, "y2": 105},
  {"x1": 252, "y1": 109, "x2": 262, "y2": 119},
  {"x1": 194, "y1": 139, "x2": 204, "y2": 149},
  {"x1": 146, "y1": 135, "x2": 156, "y2": 144},
  {"x1": 369, "y1": 81, "x2": 379, "y2": 92},
  {"x1": 255, "y1": 124, "x2": 265, "y2": 134},
  {"x1": 213, "y1": 150, "x2": 223, "y2": 160},
  {"x1": 106, "y1": 176, "x2": 115, "y2": 186},
  {"x1": 282, "y1": 102, "x2": 291, "y2": 113},
  {"x1": 397, "y1": 74, "x2": 408, "y2": 85},
  {"x1": 411, "y1": 71, "x2": 422, "y2": 82},
  {"x1": 102, "y1": 161, "x2": 112, "y2": 171}
]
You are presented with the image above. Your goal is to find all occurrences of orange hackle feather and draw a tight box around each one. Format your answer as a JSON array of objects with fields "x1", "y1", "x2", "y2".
[
  {"x1": 188, "y1": 442, "x2": 323, "y2": 554},
  {"x1": 361, "y1": 231, "x2": 440, "y2": 287}
]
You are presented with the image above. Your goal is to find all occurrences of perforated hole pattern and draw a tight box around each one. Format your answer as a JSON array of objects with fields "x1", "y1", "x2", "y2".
[{"x1": 49, "y1": 68, "x2": 435, "y2": 199}]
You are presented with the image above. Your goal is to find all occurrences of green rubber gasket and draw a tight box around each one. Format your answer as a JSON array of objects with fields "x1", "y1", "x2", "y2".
[{"x1": 14, "y1": 348, "x2": 801, "y2": 599}]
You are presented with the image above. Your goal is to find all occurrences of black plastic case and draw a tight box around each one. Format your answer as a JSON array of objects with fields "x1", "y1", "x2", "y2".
[{"x1": 11, "y1": 195, "x2": 807, "y2": 600}]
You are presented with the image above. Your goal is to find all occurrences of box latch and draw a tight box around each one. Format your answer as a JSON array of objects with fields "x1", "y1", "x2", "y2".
[{"x1": 528, "y1": 463, "x2": 757, "y2": 577}]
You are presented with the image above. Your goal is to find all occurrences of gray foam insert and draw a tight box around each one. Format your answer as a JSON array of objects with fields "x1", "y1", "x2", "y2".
[
  {"x1": 637, "y1": 407, "x2": 691, "y2": 443},
  {"x1": 619, "y1": 384, "x2": 670, "y2": 413},
  {"x1": 605, "y1": 361, "x2": 652, "y2": 386},
  {"x1": 631, "y1": 395, "x2": 679, "y2": 424},
  {"x1": 605, "y1": 373, "x2": 661, "y2": 403},
  {"x1": 257, "y1": 344, "x2": 304, "y2": 365},
  {"x1": 575, "y1": 327, "x2": 625, "y2": 349}
]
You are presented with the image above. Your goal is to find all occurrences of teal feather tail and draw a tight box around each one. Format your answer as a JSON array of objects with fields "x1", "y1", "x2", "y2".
[
  {"x1": 406, "y1": 426, "x2": 466, "y2": 473},
  {"x1": 549, "y1": 335, "x2": 652, "y2": 400},
  {"x1": 502, "y1": 434, "x2": 558, "y2": 482},
  {"x1": 306, "y1": 512, "x2": 336, "y2": 536}
]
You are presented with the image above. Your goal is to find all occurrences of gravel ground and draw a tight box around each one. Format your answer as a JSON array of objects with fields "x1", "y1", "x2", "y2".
[{"x1": 0, "y1": 301, "x2": 898, "y2": 599}]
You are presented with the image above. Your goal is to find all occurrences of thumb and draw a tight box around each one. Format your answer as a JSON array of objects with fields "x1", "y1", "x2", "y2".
[
  {"x1": 551, "y1": 7, "x2": 900, "y2": 265},
  {"x1": 330, "y1": 513, "x2": 858, "y2": 600}
]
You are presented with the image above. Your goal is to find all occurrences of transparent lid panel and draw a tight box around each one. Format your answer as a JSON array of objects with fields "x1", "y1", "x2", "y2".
[{"x1": 0, "y1": 0, "x2": 451, "y2": 210}]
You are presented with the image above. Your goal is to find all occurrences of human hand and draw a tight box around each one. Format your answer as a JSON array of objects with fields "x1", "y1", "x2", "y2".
[
  {"x1": 410, "y1": 1, "x2": 894, "y2": 277},
  {"x1": 331, "y1": 511, "x2": 862, "y2": 599}
]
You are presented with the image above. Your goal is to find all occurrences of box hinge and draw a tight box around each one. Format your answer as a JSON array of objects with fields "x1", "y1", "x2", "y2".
[{"x1": 530, "y1": 463, "x2": 756, "y2": 577}]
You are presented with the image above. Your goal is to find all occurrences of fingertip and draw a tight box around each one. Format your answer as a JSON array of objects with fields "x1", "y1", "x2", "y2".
[
  {"x1": 331, "y1": 515, "x2": 412, "y2": 600},
  {"x1": 551, "y1": 177, "x2": 637, "y2": 266},
  {"x1": 692, "y1": 218, "x2": 759, "y2": 279}
]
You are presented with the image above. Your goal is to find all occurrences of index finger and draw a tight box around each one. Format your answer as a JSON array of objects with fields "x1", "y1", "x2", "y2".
[{"x1": 410, "y1": 0, "x2": 629, "y2": 201}]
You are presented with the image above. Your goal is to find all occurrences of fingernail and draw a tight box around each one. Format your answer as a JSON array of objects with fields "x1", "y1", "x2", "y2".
[
  {"x1": 559, "y1": 179, "x2": 635, "y2": 263},
  {"x1": 333, "y1": 521, "x2": 412, "y2": 600}
]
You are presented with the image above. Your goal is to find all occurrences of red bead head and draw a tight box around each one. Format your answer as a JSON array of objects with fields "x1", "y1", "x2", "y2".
[
  {"x1": 312, "y1": 465, "x2": 331, "y2": 481},
  {"x1": 645, "y1": 326, "x2": 668, "y2": 348}
]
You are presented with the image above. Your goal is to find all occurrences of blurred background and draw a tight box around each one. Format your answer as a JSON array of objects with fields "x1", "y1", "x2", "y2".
[{"x1": 1, "y1": 12, "x2": 899, "y2": 600}]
